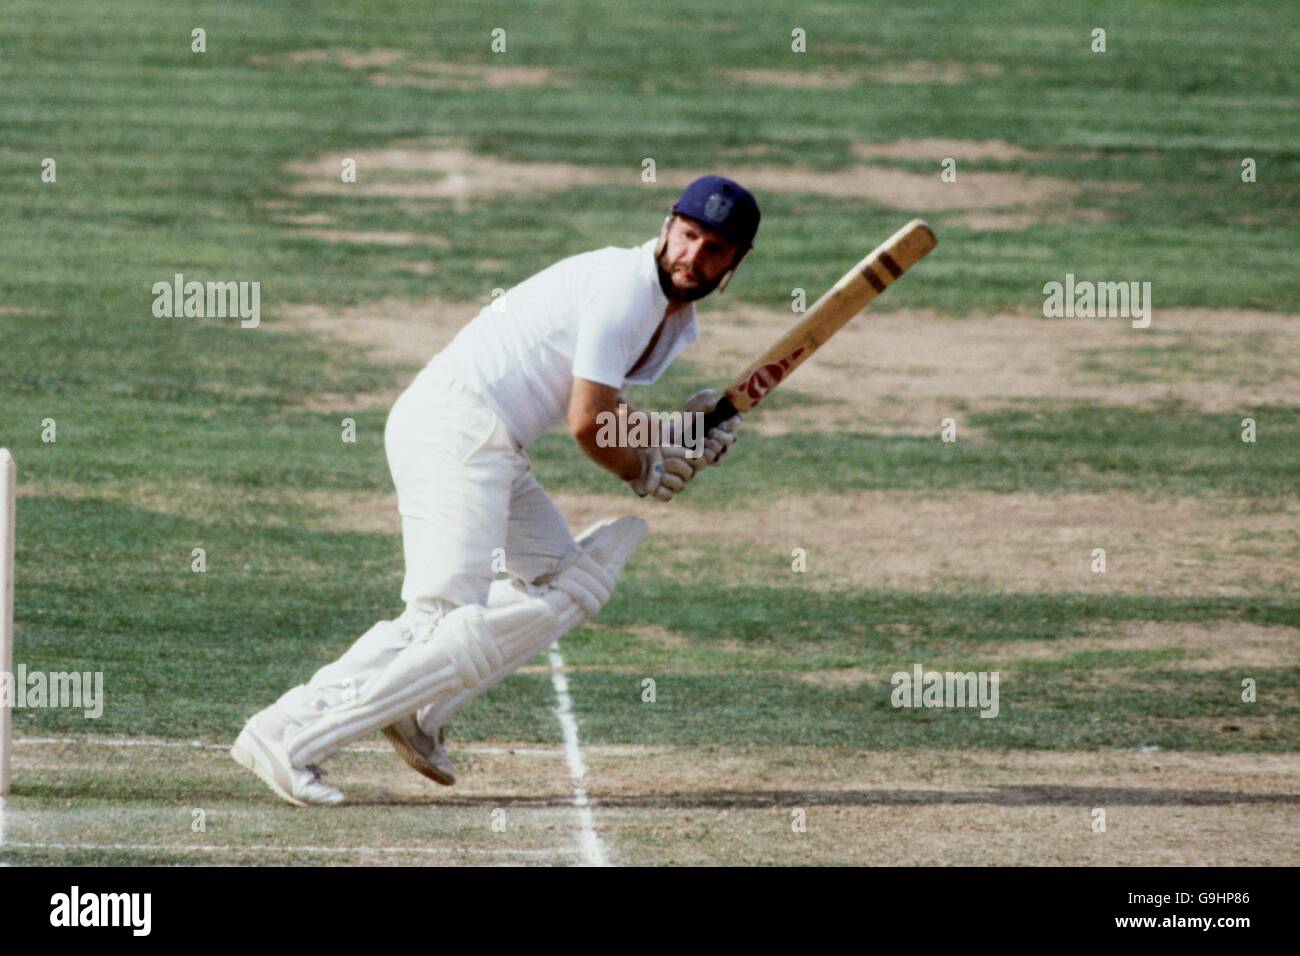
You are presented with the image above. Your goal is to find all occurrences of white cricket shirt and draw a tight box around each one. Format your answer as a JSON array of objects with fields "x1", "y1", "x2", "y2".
[{"x1": 415, "y1": 238, "x2": 698, "y2": 448}]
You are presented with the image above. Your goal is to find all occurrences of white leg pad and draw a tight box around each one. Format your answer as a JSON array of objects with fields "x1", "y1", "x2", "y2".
[
  {"x1": 415, "y1": 515, "x2": 646, "y2": 738},
  {"x1": 287, "y1": 595, "x2": 572, "y2": 767},
  {"x1": 415, "y1": 586, "x2": 584, "y2": 736},
  {"x1": 272, "y1": 618, "x2": 414, "y2": 731}
]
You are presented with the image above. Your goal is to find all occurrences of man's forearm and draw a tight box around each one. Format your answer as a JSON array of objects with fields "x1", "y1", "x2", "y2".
[
  {"x1": 574, "y1": 399, "x2": 655, "y2": 480},
  {"x1": 577, "y1": 432, "x2": 642, "y2": 480}
]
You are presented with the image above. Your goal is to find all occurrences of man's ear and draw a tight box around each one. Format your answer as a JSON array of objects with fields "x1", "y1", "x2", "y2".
[
  {"x1": 716, "y1": 246, "x2": 751, "y2": 294},
  {"x1": 654, "y1": 215, "x2": 672, "y2": 258}
]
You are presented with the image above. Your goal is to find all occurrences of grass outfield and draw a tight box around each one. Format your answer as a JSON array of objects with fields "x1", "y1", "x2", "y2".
[{"x1": 1, "y1": 0, "x2": 1297, "y2": 865}]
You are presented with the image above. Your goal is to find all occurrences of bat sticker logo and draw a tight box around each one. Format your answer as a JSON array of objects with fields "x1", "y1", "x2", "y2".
[{"x1": 741, "y1": 346, "x2": 805, "y2": 404}]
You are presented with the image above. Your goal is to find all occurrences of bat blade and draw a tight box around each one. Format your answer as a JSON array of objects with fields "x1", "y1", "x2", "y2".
[{"x1": 702, "y1": 219, "x2": 937, "y2": 431}]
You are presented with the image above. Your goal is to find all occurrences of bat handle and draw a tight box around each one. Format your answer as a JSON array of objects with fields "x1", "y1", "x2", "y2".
[{"x1": 701, "y1": 395, "x2": 740, "y2": 432}]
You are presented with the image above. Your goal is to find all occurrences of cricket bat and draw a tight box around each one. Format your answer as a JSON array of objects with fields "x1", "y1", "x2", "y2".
[{"x1": 701, "y1": 219, "x2": 938, "y2": 432}]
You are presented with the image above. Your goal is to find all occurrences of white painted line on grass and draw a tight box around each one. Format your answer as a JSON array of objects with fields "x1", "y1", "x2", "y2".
[
  {"x1": 547, "y1": 645, "x2": 608, "y2": 867},
  {"x1": 13, "y1": 736, "x2": 556, "y2": 756},
  {"x1": 16, "y1": 736, "x2": 225, "y2": 750},
  {"x1": 5, "y1": 840, "x2": 573, "y2": 858},
  {"x1": 14, "y1": 735, "x2": 648, "y2": 758}
]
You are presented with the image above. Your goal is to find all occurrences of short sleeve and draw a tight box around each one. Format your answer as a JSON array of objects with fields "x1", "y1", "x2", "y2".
[{"x1": 571, "y1": 280, "x2": 643, "y2": 389}]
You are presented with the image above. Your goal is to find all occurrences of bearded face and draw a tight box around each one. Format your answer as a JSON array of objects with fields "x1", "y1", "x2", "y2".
[{"x1": 656, "y1": 216, "x2": 743, "y2": 302}]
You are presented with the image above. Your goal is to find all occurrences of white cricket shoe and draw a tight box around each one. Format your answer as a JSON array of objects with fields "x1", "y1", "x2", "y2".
[
  {"x1": 382, "y1": 713, "x2": 456, "y2": 786},
  {"x1": 231, "y1": 714, "x2": 345, "y2": 807}
]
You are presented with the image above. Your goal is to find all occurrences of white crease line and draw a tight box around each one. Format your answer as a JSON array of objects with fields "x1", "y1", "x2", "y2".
[
  {"x1": 13, "y1": 735, "x2": 539, "y2": 754},
  {"x1": 0, "y1": 796, "x2": 7, "y2": 865},
  {"x1": 547, "y1": 645, "x2": 608, "y2": 867},
  {"x1": 3, "y1": 841, "x2": 574, "y2": 858},
  {"x1": 13, "y1": 736, "x2": 648, "y2": 758},
  {"x1": 15, "y1": 736, "x2": 561, "y2": 757}
]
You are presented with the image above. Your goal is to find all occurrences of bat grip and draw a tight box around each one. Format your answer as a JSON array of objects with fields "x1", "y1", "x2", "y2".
[{"x1": 701, "y1": 395, "x2": 740, "y2": 432}]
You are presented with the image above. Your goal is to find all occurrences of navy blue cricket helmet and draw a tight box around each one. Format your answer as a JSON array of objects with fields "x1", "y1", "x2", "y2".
[{"x1": 671, "y1": 175, "x2": 761, "y2": 249}]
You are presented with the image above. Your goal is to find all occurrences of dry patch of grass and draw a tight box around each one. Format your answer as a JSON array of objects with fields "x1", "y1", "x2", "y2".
[
  {"x1": 979, "y1": 621, "x2": 1299, "y2": 671},
  {"x1": 293, "y1": 228, "x2": 450, "y2": 247},
  {"x1": 13, "y1": 476, "x2": 279, "y2": 525},
  {"x1": 250, "y1": 47, "x2": 568, "y2": 89},
  {"x1": 725, "y1": 164, "x2": 1089, "y2": 211},
  {"x1": 852, "y1": 139, "x2": 1041, "y2": 161},
  {"x1": 790, "y1": 667, "x2": 888, "y2": 687},
  {"x1": 697, "y1": 306, "x2": 1300, "y2": 435},
  {"x1": 587, "y1": 747, "x2": 1300, "y2": 865},
  {"x1": 283, "y1": 137, "x2": 1115, "y2": 217},
  {"x1": 869, "y1": 59, "x2": 1005, "y2": 85},
  {"x1": 717, "y1": 67, "x2": 858, "y2": 89},
  {"x1": 270, "y1": 212, "x2": 335, "y2": 226},
  {"x1": 262, "y1": 206, "x2": 449, "y2": 253},
  {"x1": 276, "y1": 296, "x2": 478, "y2": 371},
  {"x1": 945, "y1": 208, "x2": 1114, "y2": 230},
  {"x1": 370, "y1": 67, "x2": 564, "y2": 91},
  {"x1": 250, "y1": 48, "x2": 408, "y2": 69},
  {"x1": 319, "y1": 487, "x2": 1297, "y2": 598},
  {"x1": 720, "y1": 60, "x2": 1004, "y2": 88},
  {"x1": 1152, "y1": 715, "x2": 1290, "y2": 742},
  {"x1": 586, "y1": 622, "x2": 693, "y2": 650},
  {"x1": 269, "y1": 290, "x2": 1297, "y2": 437},
  {"x1": 11, "y1": 739, "x2": 1294, "y2": 865},
  {"x1": 286, "y1": 140, "x2": 620, "y2": 202}
]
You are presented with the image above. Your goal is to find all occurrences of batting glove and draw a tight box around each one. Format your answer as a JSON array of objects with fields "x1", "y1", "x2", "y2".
[
  {"x1": 625, "y1": 445, "x2": 695, "y2": 502},
  {"x1": 682, "y1": 388, "x2": 742, "y2": 471}
]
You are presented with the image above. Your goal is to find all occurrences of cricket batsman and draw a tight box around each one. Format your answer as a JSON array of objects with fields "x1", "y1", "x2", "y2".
[{"x1": 232, "y1": 175, "x2": 758, "y2": 805}]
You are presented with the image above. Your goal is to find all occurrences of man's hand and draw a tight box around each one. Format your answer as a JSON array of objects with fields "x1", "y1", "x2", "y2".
[
  {"x1": 682, "y1": 388, "x2": 742, "y2": 471},
  {"x1": 625, "y1": 445, "x2": 695, "y2": 501}
]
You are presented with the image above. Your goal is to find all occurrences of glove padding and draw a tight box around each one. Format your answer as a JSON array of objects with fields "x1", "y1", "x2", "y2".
[
  {"x1": 682, "y1": 388, "x2": 742, "y2": 470},
  {"x1": 625, "y1": 444, "x2": 695, "y2": 502}
]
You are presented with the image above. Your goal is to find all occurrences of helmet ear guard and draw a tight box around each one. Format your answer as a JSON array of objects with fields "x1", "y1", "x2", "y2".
[{"x1": 654, "y1": 215, "x2": 672, "y2": 258}]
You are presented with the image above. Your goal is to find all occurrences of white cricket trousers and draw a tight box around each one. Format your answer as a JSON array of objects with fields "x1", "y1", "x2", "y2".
[
  {"x1": 267, "y1": 369, "x2": 581, "y2": 745},
  {"x1": 384, "y1": 371, "x2": 577, "y2": 615}
]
